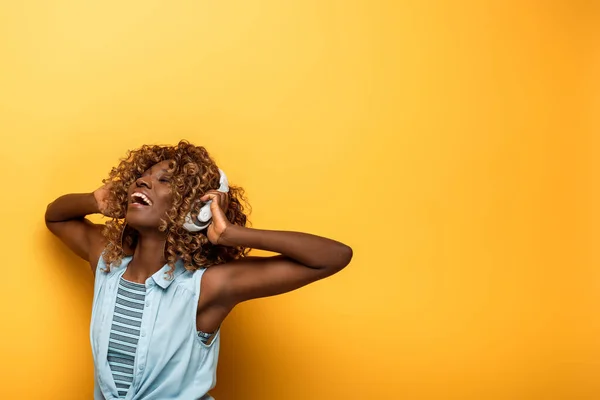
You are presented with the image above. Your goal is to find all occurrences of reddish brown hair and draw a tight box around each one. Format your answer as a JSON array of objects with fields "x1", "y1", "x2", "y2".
[{"x1": 101, "y1": 140, "x2": 250, "y2": 272}]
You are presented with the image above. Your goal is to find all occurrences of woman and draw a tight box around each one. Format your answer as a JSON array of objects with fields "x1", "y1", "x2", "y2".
[{"x1": 45, "y1": 140, "x2": 353, "y2": 400}]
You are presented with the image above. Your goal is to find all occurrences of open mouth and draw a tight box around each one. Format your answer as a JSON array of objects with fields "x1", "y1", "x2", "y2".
[{"x1": 131, "y1": 192, "x2": 153, "y2": 207}]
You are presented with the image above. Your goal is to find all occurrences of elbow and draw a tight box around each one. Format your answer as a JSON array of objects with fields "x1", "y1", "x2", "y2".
[
  {"x1": 306, "y1": 244, "x2": 352, "y2": 273},
  {"x1": 45, "y1": 201, "x2": 62, "y2": 230},
  {"x1": 328, "y1": 244, "x2": 353, "y2": 272},
  {"x1": 45, "y1": 202, "x2": 55, "y2": 225},
  {"x1": 44, "y1": 203, "x2": 52, "y2": 224},
  {"x1": 339, "y1": 244, "x2": 353, "y2": 269}
]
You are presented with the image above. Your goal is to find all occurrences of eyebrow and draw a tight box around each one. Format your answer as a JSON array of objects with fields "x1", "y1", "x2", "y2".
[{"x1": 142, "y1": 168, "x2": 172, "y2": 176}]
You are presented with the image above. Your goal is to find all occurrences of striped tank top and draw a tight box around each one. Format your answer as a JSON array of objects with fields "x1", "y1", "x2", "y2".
[{"x1": 107, "y1": 277, "x2": 146, "y2": 398}]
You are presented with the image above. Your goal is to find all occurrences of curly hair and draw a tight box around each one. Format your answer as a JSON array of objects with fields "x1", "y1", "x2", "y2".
[{"x1": 100, "y1": 140, "x2": 250, "y2": 273}]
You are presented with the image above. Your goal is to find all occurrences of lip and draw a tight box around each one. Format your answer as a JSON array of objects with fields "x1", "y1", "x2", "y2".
[
  {"x1": 128, "y1": 202, "x2": 150, "y2": 209},
  {"x1": 129, "y1": 190, "x2": 153, "y2": 207}
]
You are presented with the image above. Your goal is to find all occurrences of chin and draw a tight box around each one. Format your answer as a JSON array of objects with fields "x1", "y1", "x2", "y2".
[{"x1": 125, "y1": 212, "x2": 159, "y2": 231}]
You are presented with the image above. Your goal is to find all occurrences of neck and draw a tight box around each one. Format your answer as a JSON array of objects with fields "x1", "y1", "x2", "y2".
[{"x1": 126, "y1": 230, "x2": 168, "y2": 282}]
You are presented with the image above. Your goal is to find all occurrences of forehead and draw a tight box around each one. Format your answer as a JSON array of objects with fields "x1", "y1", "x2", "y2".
[{"x1": 144, "y1": 160, "x2": 173, "y2": 173}]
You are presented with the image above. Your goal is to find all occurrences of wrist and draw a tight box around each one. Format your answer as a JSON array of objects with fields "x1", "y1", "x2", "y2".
[
  {"x1": 218, "y1": 224, "x2": 247, "y2": 247},
  {"x1": 87, "y1": 192, "x2": 101, "y2": 214}
]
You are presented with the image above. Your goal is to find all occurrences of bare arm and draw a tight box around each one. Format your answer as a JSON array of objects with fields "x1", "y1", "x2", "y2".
[
  {"x1": 220, "y1": 226, "x2": 352, "y2": 270},
  {"x1": 45, "y1": 192, "x2": 107, "y2": 272},
  {"x1": 200, "y1": 190, "x2": 352, "y2": 308},
  {"x1": 212, "y1": 225, "x2": 352, "y2": 304}
]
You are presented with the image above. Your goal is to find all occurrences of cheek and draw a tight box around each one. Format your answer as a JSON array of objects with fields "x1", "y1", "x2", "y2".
[
  {"x1": 166, "y1": 190, "x2": 175, "y2": 208},
  {"x1": 156, "y1": 191, "x2": 175, "y2": 213}
]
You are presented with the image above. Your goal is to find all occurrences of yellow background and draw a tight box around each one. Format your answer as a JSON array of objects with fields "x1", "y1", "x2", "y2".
[{"x1": 0, "y1": 0, "x2": 598, "y2": 399}]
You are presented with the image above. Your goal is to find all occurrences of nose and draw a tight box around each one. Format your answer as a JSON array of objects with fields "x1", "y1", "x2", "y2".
[{"x1": 136, "y1": 176, "x2": 152, "y2": 189}]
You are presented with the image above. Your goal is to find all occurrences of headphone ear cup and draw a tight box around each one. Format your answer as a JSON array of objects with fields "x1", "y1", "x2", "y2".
[
  {"x1": 182, "y1": 202, "x2": 213, "y2": 232},
  {"x1": 197, "y1": 202, "x2": 213, "y2": 223},
  {"x1": 182, "y1": 169, "x2": 229, "y2": 232}
]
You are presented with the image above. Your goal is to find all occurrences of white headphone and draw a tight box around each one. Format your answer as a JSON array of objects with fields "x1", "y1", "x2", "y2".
[{"x1": 182, "y1": 169, "x2": 229, "y2": 232}]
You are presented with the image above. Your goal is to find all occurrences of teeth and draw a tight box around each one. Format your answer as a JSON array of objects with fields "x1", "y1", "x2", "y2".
[{"x1": 132, "y1": 192, "x2": 152, "y2": 206}]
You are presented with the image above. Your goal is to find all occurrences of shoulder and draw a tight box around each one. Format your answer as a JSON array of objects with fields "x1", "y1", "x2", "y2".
[
  {"x1": 94, "y1": 250, "x2": 133, "y2": 276},
  {"x1": 200, "y1": 257, "x2": 258, "y2": 288},
  {"x1": 170, "y1": 266, "x2": 209, "y2": 299},
  {"x1": 196, "y1": 256, "x2": 263, "y2": 307},
  {"x1": 196, "y1": 261, "x2": 238, "y2": 308}
]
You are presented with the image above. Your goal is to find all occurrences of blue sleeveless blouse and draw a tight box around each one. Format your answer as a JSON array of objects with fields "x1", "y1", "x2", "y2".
[{"x1": 90, "y1": 254, "x2": 219, "y2": 400}]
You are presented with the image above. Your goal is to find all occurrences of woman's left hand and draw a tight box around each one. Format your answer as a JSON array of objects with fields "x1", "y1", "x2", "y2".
[{"x1": 199, "y1": 190, "x2": 231, "y2": 245}]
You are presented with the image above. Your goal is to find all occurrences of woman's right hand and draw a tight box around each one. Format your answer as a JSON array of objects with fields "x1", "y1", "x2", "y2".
[{"x1": 93, "y1": 182, "x2": 115, "y2": 217}]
